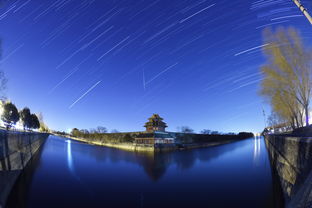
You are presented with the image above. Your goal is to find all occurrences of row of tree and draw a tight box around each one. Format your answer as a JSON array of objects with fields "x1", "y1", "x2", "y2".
[
  {"x1": 178, "y1": 126, "x2": 235, "y2": 135},
  {"x1": 260, "y1": 27, "x2": 312, "y2": 130},
  {"x1": 1, "y1": 101, "x2": 40, "y2": 130},
  {"x1": 70, "y1": 127, "x2": 134, "y2": 143},
  {"x1": 71, "y1": 126, "x2": 235, "y2": 136},
  {"x1": 0, "y1": 40, "x2": 47, "y2": 132},
  {"x1": 71, "y1": 126, "x2": 114, "y2": 137}
]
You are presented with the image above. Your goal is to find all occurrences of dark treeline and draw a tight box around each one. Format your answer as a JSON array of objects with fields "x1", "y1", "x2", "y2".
[
  {"x1": 178, "y1": 126, "x2": 236, "y2": 135},
  {"x1": 1, "y1": 101, "x2": 41, "y2": 131},
  {"x1": 71, "y1": 128, "x2": 136, "y2": 143}
]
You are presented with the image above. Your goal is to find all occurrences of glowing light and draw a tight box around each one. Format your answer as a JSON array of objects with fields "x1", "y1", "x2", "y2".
[
  {"x1": 308, "y1": 112, "x2": 312, "y2": 125},
  {"x1": 67, "y1": 140, "x2": 73, "y2": 171},
  {"x1": 66, "y1": 140, "x2": 81, "y2": 182},
  {"x1": 15, "y1": 121, "x2": 24, "y2": 130},
  {"x1": 253, "y1": 136, "x2": 261, "y2": 166}
]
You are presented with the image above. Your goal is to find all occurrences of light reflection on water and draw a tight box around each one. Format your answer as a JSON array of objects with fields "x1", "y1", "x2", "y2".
[
  {"x1": 253, "y1": 136, "x2": 261, "y2": 166},
  {"x1": 66, "y1": 140, "x2": 73, "y2": 172},
  {"x1": 7, "y1": 135, "x2": 283, "y2": 208}
]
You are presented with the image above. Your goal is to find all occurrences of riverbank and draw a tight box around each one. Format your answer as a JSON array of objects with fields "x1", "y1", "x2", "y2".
[
  {"x1": 65, "y1": 132, "x2": 253, "y2": 152},
  {"x1": 0, "y1": 130, "x2": 49, "y2": 208},
  {"x1": 68, "y1": 136, "x2": 156, "y2": 151}
]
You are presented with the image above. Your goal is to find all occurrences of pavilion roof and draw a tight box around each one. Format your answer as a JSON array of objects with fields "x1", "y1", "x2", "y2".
[{"x1": 144, "y1": 114, "x2": 167, "y2": 127}]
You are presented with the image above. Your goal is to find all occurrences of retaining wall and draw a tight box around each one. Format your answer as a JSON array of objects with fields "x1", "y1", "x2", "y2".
[
  {"x1": 0, "y1": 130, "x2": 49, "y2": 208},
  {"x1": 265, "y1": 135, "x2": 312, "y2": 207}
]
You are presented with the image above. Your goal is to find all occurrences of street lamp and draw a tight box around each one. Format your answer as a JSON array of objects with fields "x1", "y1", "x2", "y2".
[{"x1": 293, "y1": 0, "x2": 312, "y2": 24}]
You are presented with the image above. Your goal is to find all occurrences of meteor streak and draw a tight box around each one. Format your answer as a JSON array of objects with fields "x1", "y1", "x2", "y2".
[
  {"x1": 234, "y1": 44, "x2": 269, "y2": 56},
  {"x1": 69, "y1": 81, "x2": 102, "y2": 109}
]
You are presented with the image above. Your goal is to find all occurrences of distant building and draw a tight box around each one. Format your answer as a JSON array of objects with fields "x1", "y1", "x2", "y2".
[
  {"x1": 266, "y1": 122, "x2": 292, "y2": 134},
  {"x1": 144, "y1": 114, "x2": 167, "y2": 132},
  {"x1": 135, "y1": 114, "x2": 174, "y2": 144}
]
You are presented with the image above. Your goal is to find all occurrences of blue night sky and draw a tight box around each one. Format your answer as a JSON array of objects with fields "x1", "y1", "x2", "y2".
[{"x1": 0, "y1": 0, "x2": 311, "y2": 133}]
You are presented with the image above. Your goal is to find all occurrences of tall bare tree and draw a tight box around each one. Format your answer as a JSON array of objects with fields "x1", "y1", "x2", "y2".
[
  {"x1": 37, "y1": 112, "x2": 49, "y2": 132},
  {"x1": 260, "y1": 27, "x2": 312, "y2": 128}
]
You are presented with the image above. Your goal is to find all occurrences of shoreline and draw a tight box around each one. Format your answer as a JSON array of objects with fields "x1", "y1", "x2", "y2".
[{"x1": 63, "y1": 135, "x2": 244, "y2": 152}]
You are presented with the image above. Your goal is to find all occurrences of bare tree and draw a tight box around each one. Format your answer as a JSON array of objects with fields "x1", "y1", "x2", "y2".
[
  {"x1": 97, "y1": 126, "x2": 107, "y2": 133},
  {"x1": 37, "y1": 112, "x2": 49, "y2": 132},
  {"x1": 200, "y1": 129, "x2": 212, "y2": 134},
  {"x1": 260, "y1": 27, "x2": 312, "y2": 128},
  {"x1": 178, "y1": 126, "x2": 194, "y2": 133}
]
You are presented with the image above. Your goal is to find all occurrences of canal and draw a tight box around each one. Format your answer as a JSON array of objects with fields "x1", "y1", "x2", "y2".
[{"x1": 7, "y1": 135, "x2": 283, "y2": 208}]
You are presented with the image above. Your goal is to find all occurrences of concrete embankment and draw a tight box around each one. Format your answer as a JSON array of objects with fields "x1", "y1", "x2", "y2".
[
  {"x1": 68, "y1": 136, "x2": 248, "y2": 152},
  {"x1": 265, "y1": 135, "x2": 312, "y2": 207},
  {"x1": 67, "y1": 136, "x2": 171, "y2": 152},
  {"x1": 0, "y1": 130, "x2": 49, "y2": 208}
]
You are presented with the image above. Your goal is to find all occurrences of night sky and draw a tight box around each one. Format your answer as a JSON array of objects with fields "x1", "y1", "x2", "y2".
[{"x1": 0, "y1": 0, "x2": 311, "y2": 133}]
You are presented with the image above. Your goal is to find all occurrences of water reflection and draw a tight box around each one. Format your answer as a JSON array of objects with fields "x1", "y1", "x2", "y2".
[
  {"x1": 66, "y1": 140, "x2": 73, "y2": 172},
  {"x1": 7, "y1": 136, "x2": 282, "y2": 208},
  {"x1": 71, "y1": 138, "x2": 247, "y2": 180},
  {"x1": 66, "y1": 139, "x2": 84, "y2": 185},
  {"x1": 253, "y1": 136, "x2": 261, "y2": 165}
]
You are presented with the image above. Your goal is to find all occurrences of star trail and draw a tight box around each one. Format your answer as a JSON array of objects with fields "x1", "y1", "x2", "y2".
[{"x1": 0, "y1": 0, "x2": 311, "y2": 133}]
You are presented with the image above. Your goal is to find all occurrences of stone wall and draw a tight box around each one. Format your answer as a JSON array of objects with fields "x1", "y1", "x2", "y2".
[
  {"x1": 67, "y1": 131, "x2": 253, "y2": 148},
  {"x1": 67, "y1": 136, "x2": 174, "y2": 152},
  {"x1": 69, "y1": 133, "x2": 251, "y2": 153},
  {"x1": 0, "y1": 130, "x2": 49, "y2": 208},
  {"x1": 265, "y1": 135, "x2": 312, "y2": 207}
]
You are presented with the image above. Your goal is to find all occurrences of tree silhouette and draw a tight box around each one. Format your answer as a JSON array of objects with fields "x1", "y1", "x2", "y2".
[
  {"x1": 19, "y1": 107, "x2": 31, "y2": 130},
  {"x1": 30, "y1": 114, "x2": 40, "y2": 130},
  {"x1": 179, "y1": 126, "x2": 194, "y2": 133},
  {"x1": 2, "y1": 102, "x2": 19, "y2": 129},
  {"x1": 37, "y1": 112, "x2": 49, "y2": 132},
  {"x1": 200, "y1": 129, "x2": 212, "y2": 134},
  {"x1": 97, "y1": 126, "x2": 107, "y2": 133},
  {"x1": 71, "y1": 128, "x2": 80, "y2": 137}
]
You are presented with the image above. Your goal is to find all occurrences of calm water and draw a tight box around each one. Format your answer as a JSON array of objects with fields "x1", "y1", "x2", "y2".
[{"x1": 7, "y1": 135, "x2": 283, "y2": 208}]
